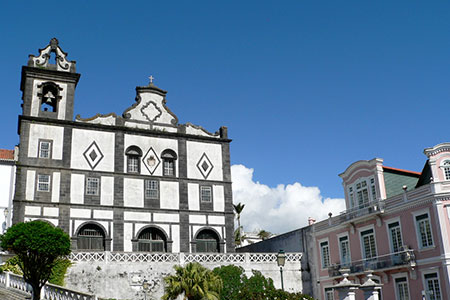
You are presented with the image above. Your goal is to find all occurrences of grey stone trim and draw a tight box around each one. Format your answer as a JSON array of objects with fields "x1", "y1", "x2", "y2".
[
  {"x1": 62, "y1": 127, "x2": 73, "y2": 168},
  {"x1": 58, "y1": 204, "x2": 70, "y2": 235},
  {"x1": 143, "y1": 179, "x2": 160, "y2": 209},
  {"x1": 19, "y1": 116, "x2": 232, "y2": 143},
  {"x1": 16, "y1": 163, "x2": 233, "y2": 185},
  {"x1": 113, "y1": 209, "x2": 124, "y2": 251},
  {"x1": 114, "y1": 132, "x2": 124, "y2": 173},
  {"x1": 20, "y1": 66, "x2": 80, "y2": 92},
  {"x1": 221, "y1": 142, "x2": 232, "y2": 182}
]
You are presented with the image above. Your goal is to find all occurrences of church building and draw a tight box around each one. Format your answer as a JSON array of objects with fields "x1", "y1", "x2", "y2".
[{"x1": 12, "y1": 38, "x2": 235, "y2": 253}]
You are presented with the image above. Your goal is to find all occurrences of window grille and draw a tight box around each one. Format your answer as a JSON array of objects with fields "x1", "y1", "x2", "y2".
[
  {"x1": 86, "y1": 178, "x2": 99, "y2": 195},
  {"x1": 77, "y1": 224, "x2": 105, "y2": 251},
  {"x1": 196, "y1": 229, "x2": 220, "y2": 253},
  {"x1": 361, "y1": 229, "x2": 377, "y2": 259},
  {"x1": 416, "y1": 214, "x2": 433, "y2": 248},
  {"x1": 37, "y1": 174, "x2": 50, "y2": 192},
  {"x1": 200, "y1": 186, "x2": 212, "y2": 202},
  {"x1": 320, "y1": 241, "x2": 330, "y2": 268},
  {"x1": 425, "y1": 273, "x2": 441, "y2": 300},
  {"x1": 339, "y1": 236, "x2": 350, "y2": 265},
  {"x1": 395, "y1": 277, "x2": 409, "y2": 300},
  {"x1": 388, "y1": 222, "x2": 403, "y2": 253},
  {"x1": 138, "y1": 228, "x2": 166, "y2": 252},
  {"x1": 39, "y1": 141, "x2": 51, "y2": 158},
  {"x1": 145, "y1": 180, "x2": 158, "y2": 199}
]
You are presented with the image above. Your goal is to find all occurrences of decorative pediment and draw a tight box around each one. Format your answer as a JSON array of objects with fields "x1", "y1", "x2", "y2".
[
  {"x1": 122, "y1": 82, "x2": 178, "y2": 126},
  {"x1": 28, "y1": 38, "x2": 76, "y2": 72}
]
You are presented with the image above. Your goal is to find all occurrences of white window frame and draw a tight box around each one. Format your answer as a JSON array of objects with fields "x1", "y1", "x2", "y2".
[
  {"x1": 319, "y1": 238, "x2": 330, "y2": 269},
  {"x1": 412, "y1": 209, "x2": 434, "y2": 250},
  {"x1": 86, "y1": 177, "x2": 100, "y2": 196},
  {"x1": 200, "y1": 186, "x2": 212, "y2": 203},
  {"x1": 392, "y1": 272, "x2": 410, "y2": 300},
  {"x1": 440, "y1": 159, "x2": 450, "y2": 181},
  {"x1": 324, "y1": 287, "x2": 334, "y2": 300},
  {"x1": 38, "y1": 139, "x2": 52, "y2": 159},
  {"x1": 37, "y1": 174, "x2": 51, "y2": 192},
  {"x1": 359, "y1": 225, "x2": 377, "y2": 259},
  {"x1": 145, "y1": 180, "x2": 159, "y2": 200},
  {"x1": 422, "y1": 269, "x2": 442, "y2": 300},
  {"x1": 386, "y1": 217, "x2": 404, "y2": 253},
  {"x1": 337, "y1": 232, "x2": 351, "y2": 266},
  {"x1": 347, "y1": 176, "x2": 377, "y2": 209}
]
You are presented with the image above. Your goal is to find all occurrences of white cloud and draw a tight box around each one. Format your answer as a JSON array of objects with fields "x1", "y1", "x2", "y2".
[{"x1": 231, "y1": 164, "x2": 345, "y2": 234}]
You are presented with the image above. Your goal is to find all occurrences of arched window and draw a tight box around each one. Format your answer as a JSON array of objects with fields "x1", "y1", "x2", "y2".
[
  {"x1": 196, "y1": 229, "x2": 220, "y2": 253},
  {"x1": 39, "y1": 83, "x2": 60, "y2": 112},
  {"x1": 443, "y1": 160, "x2": 450, "y2": 181},
  {"x1": 161, "y1": 149, "x2": 177, "y2": 176},
  {"x1": 138, "y1": 227, "x2": 167, "y2": 252},
  {"x1": 126, "y1": 146, "x2": 142, "y2": 173},
  {"x1": 77, "y1": 224, "x2": 105, "y2": 251}
]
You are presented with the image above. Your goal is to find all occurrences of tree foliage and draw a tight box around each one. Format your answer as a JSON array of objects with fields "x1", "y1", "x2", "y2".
[
  {"x1": 1, "y1": 221, "x2": 71, "y2": 300},
  {"x1": 162, "y1": 262, "x2": 223, "y2": 300},
  {"x1": 212, "y1": 265, "x2": 316, "y2": 300}
]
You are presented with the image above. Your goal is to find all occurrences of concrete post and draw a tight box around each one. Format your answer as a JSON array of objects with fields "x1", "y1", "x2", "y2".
[
  {"x1": 5, "y1": 272, "x2": 10, "y2": 288},
  {"x1": 360, "y1": 272, "x2": 383, "y2": 300},
  {"x1": 331, "y1": 270, "x2": 360, "y2": 300}
]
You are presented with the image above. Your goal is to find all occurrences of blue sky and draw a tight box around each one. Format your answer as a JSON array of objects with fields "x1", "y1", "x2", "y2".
[{"x1": 1, "y1": 1, "x2": 450, "y2": 209}]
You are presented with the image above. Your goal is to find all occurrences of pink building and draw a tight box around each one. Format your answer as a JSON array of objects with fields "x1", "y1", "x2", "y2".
[{"x1": 313, "y1": 143, "x2": 450, "y2": 300}]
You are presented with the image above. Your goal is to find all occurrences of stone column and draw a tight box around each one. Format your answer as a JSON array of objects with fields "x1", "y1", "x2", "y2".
[
  {"x1": 360, "y1": 272, "x2": 383, "y2": 300},
  {"x1": 331, "y1": 270, "x2": 360, "y2": 300}
]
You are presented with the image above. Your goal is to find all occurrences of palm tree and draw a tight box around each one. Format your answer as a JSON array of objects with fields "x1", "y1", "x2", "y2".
[
  {"x1": 162, "y1": 262, "x2": 222, "y2": 300},
  {"x1": 257, "y1": 229, "x2": 271, "y2": 241},
  {"x1": 233, "y1": 203, "x2": 245, "y2": 246}
]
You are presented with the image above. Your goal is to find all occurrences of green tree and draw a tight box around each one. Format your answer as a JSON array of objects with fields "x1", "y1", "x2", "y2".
[
  {"x1": 1, "y1": 221, "x2": 71, "y2": 300},
  {"x1": 233, "y1": 203, "x2": 245, "y2": 245},
  {"x1": 257, "y1": 230, "x2": 271, "y2": 240},
  {"x1": 162, "y1": 262, "x2": 222, "y2": 300}
]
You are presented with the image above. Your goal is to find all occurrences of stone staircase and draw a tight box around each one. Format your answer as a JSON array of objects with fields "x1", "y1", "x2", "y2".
[{"x1": 0, "y1": 285, "x2": 29, "y2": 300}]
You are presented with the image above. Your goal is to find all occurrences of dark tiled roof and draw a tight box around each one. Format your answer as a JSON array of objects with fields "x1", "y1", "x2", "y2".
[{"x1": 383, "y1": 166, "x2": 420, "y2": 198}]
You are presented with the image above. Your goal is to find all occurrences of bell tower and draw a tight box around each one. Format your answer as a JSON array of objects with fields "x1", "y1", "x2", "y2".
[{"x1": 20, "y1": 38, "x2": 80, "y2": 120}]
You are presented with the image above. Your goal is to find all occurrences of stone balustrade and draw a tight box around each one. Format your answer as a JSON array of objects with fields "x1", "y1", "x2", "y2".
[{"x1": 0, "y1": 271, "x2": 96, "y2": 300}]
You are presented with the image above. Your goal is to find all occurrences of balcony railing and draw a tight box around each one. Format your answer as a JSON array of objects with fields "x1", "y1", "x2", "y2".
[
  {"x1": 328, "y1": 249, "x2": 415, "y2": 277},
  {"x1": 339, "y1": 200, "x2": 385, "y2": 222}
]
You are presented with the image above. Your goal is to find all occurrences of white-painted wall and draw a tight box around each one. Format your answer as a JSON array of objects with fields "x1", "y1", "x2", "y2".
[
  {"x1": 186, "y1": 141, "x2": 223, "y2": 181},
  {"x1": 28, "y1": 124, "x2": 64, "y2": 159},
  {"x1": 71, "y1": 129, "x2": 115, "y2": 172},
  {"x1": 124, "y1": 178, "x2": 144, "y2": 207},
  {"x1": 123, "y1": 134, "x2": 178, "y2": 176},
  {"x1": 30, "y1": 79, "x2": 68, "y2": 120},
  {"x1": 160, "y1": 181, "x2": 179, "y2": 209},
  {"x1": 70, "y1": 174, "x2": 85, "y2": 204}
]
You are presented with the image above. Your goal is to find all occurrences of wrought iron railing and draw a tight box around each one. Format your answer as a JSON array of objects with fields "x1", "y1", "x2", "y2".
[
  {"x1": 328, "y1": 249, "x2": 415, "y2": 277},
  {"x1": 339, "y1": 200, "x2": 385, "y2": 222}
]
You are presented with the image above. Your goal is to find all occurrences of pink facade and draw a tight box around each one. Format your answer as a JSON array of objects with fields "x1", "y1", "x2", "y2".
[{"x1": 313, "y1": 143, "x2": 450, "y2": 300}]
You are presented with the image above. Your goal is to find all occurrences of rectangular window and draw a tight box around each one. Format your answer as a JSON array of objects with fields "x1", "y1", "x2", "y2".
[
  {"x1": 320, "y1": 241, "x2": 330, "y2": 268},
  {"x1": 163, "y1": 159, "x2": 174, "y2": 176},
  {"x1": 395, "y1": 277, "x2": 409, "y2": 300},
  {"x1": 86, "y1": 177, "x2": 99, "y2": 195},
  {"x1": 370, "y1": 178, "x2": 377, "y2": 201},
  {"x1": 325, "y1": 288, "x2": 334, "y2": 300},
  {"x1": 388, "y1": 221, "x2": 403, "y2": 253},
  {"x1": 339, "y1": 235, "x2": 350, "y2": 266},
  {"x1": 424, "y1": 273, "x2": 441, "y2": 300},
  {"x1": 445, "y1": 167, "x2": 450, "y2": 181},
  {"x1": 200, "y1": 186, "x2": 212, "y2": 202},
  {"x1": 127, "y1": 156, "x2": 140, "y2": 173},
  {"x1": 37, "y1": 174, "x2": 50, "y2": 192},
  {"x1": 39, "y1": 140, "x2": 51, "y2": 158},
  {"x1": 145, "y1": 180, "x2": 159, "y2": 199},
  {"x1": 416, "y1": 213, "x2": 433, "y2": 248},
  {"x1": 356, "y1": 181, "x2": 369, "y2": 208},
  {"x1": 348, "y1": 187, "x2": 355, "y2": 208},
  {"x1": 361, "y1": 229, "x2": 377, "y2": 259}
]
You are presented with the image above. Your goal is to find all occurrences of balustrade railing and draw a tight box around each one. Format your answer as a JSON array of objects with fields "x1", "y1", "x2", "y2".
[
  {"x1": 339, "y1": 200, "x2": 385, "y2": 222},
  {"x1": 0, "y1": 272, "x2": 96, "y2": 300},
  {"x1": 328, "y1": 249, "x2": 415, "y2": 277},
  {"x1": 70, "y1": 251, "x2": 302, "y2": 264}
]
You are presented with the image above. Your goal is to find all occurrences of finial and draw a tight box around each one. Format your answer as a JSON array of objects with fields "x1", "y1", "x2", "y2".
[
  {"x1": 50, "y1": 38, "x2": 59, "y2": 50},
  {"x1": 148, "y1": 75, "x2": 155, "y2": 84}
]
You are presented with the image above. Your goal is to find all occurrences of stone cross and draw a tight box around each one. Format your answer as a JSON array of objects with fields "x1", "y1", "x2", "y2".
[{"x1": 149, "y1": 75, "x2": 155, "y2": 84}]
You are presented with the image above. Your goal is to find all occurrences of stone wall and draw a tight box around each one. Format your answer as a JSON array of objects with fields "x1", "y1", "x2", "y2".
[{"x1": 65, "y1": 252, "x2": 303, "y2": 300}]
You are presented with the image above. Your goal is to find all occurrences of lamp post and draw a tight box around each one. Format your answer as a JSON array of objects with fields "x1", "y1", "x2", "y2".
[
  {"x1": 142, "y1": 279, "x2": 149, "y2": 300},
  {"x1": 277, "y1": 250, "x2": 286, "y2": 291},
  {"x1": 2, "y1": 208, "x2": 8, "y2": 233}
]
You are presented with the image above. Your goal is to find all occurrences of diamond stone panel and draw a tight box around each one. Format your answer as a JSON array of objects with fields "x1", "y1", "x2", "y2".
[
  {"x1": 142, "y1": 147, "x2": 161, "y2": 174},
  {"x1": 196, "y1": 153, "x2": 214, "y2": 179},
  {"x1": 83, "y1": 141, "x2": 104, "y2": 170}
]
